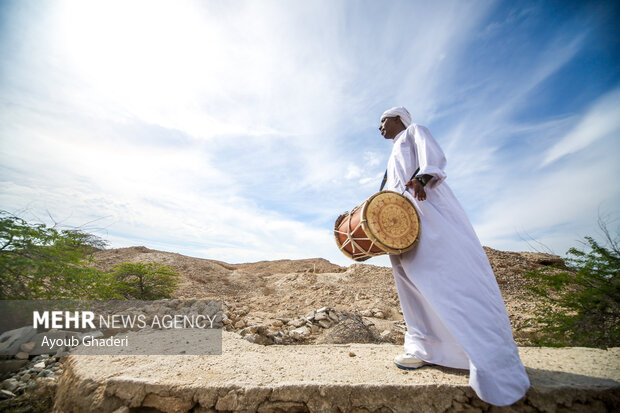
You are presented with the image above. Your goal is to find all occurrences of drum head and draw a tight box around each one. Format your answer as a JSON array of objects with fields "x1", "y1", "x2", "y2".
[{"x1": 362, "y1": 191, "x2": 420, "y2": 254}]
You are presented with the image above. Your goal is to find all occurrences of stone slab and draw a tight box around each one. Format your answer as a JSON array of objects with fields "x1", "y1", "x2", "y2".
[{"x1": 53, "y1": 331, "x2": 620, "y2": 412}]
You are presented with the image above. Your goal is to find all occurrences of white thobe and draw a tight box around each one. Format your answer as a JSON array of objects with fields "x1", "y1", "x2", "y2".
[{"x1": 385, "y1": 124, "x2": 530, "y2": 406}]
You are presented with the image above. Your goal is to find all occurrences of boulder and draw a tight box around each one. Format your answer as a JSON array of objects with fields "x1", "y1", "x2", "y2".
[{"x1": 0, "y1": 327, "x2": 36, "y2": 355}]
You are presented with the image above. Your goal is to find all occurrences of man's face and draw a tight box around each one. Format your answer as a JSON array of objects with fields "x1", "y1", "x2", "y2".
[{"x1": 379, "y1": 116, "x2": 404, "y2": 140}]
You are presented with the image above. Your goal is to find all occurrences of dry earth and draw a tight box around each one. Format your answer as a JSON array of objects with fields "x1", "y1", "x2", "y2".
[{"x1": 92, "y1": 245, "x2": 564, "y2": 346}]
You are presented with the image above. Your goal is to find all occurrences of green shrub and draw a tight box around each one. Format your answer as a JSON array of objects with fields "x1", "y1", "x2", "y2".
[
  {"x1": 0, "y1": 211, "x2": 118, "y2": 299},
  {"x1": 523, "y1": 223, "x2": 620, "y2": 348},
  {"x1": 0, "y1": 212, "x2": 181, "y2": 300},
  {"x1": 111, "y1": 262, "x2": 179, "y2": 299}
]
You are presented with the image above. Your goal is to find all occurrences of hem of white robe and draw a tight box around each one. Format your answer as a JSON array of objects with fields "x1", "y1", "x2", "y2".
[
  {"x1": 405, "y1": 332, "x2": 530, "y2": 406},
  {"x1": 469, "y1": 357, "x2": 530, "y2": 406}
]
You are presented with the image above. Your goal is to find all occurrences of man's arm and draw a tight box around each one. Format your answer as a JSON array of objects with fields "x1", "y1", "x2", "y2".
[
  {"x1": 405, "y1": 174, "x2": 431, "y2": 201},
  {"x1": 411, "y1": 125, "x2": 447, "y2": 189}
]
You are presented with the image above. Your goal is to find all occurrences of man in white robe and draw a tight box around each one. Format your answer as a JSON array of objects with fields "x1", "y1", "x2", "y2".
[{"x1": 379, "y1": 106, "x2": 530, "y2": 406}]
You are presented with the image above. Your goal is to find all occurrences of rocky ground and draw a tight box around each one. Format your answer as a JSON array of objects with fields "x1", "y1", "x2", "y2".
[
  {"x1": 91, "y1": 245, "x2": 563, "y2": 347},
  {"x1": 0, "y1": 354, "x2": 61, "y2": 412},
  {"x1": 0, "y1": 246, "x2": 570, "y2": 411}
]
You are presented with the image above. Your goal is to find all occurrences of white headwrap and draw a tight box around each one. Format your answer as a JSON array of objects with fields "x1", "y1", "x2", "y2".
[{"x1": 380, "y1": 106, "x2": 412, "y2": 128}]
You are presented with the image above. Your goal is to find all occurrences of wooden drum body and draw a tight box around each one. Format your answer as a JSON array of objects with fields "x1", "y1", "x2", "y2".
[{"x1": 334, "y1": 191, "x2": 420, "y2": 262}]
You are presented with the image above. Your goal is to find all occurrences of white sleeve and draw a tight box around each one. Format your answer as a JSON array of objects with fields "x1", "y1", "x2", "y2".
[
  {"x1": 412, "y1": 124, "x2": 447, "y2": 189},
  {"x1": 390, "y1": 130, "x2": 416, "y2": 194}
]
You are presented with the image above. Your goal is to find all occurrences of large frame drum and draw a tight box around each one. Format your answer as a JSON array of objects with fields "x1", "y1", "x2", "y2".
[{"x1": 334, "y1": 190, "x2": 420, "y2": 262}]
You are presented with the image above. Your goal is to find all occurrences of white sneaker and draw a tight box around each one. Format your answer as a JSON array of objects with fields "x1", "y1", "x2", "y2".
[{"x1": 393, "y1": 353, "x2": 429, "y2": 370}]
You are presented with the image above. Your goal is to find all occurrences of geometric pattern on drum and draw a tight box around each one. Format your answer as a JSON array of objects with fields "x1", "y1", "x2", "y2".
[
  {"x1": 365, "y1": 191, "x2": 419, "y2": 250},
  {"x1": 334, "y1": 191, "x2": 420, "y2": 262},
  {"x1": 334, "y1": 207, "x2": 386, "y2": 262}
]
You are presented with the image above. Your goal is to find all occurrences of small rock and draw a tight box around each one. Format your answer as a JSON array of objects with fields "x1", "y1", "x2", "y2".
[
  {"x1": 380, "y1": 330, "x2": 392, "y2": 339},
  {"x1": 234, "y1": 320, "x2": 246, "y2": 329},
  {"x1": 349, "y1": 351, "x2": 356, "y2": 357},
  {"x1": 271, "y1": 319, "x2": 284, "y2": 328},
  {"x1": 290, "y1": 318, "x2": 306, "y2": 328},
  {"x1": 314, "y1": 312, "x2": 329, "y2": 321},
  {"x1": 37, "y1": 369, "x2": 53, "y2": 378},
  {"x1": 328, "y1": 311, "x2": 339, "y2": 321},
  {"x1": 15, "y1": 352, "x2": 29, "y2": 360},
  {"x1": 2, "y1": 378, "x2": 19, "y2": 392},
  {"x1": 361, "y1": 309, "x2": 373, "y2": 317},
  {"x1": 20, "y1": 342, "x2": 35, "y2": 353},
  {"x1": 33, "y1": 362, "x2": 45, "y2": 369},
  {"x1": 318, "y1": 319, "x2": 332, "y2": 329},
  {"x1": 254, "y1": 334, "x2": 274, "y2": 346},
  {"x1": 289, "y1": 327, "x2": 310, "y2": 340},
  {"x1": 317, "y1": 306, "x2": 330, "y2": 313},
  {"x1": 0, "y1": 389, "x2": 16, "y2": 399},
  {"x1": 374, "y1": 311, "x2": 385, "y2": 319},
  {"x1": 304, "y1": 310, "x2": 315, "y2": 320},
  {"x1": 239, "y1": 327, "x2": 252, "y2": 336}
]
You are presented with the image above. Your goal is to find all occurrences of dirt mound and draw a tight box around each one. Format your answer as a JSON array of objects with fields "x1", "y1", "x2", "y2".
[{"x1": 236, "y1": 258, "x2": 346, "y2": 275}]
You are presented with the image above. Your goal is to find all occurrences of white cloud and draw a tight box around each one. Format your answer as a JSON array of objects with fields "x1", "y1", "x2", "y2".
[
  {"x1": 345, "y1": 165, "x2": 362, "y2": 180},
  {"x1": 471, "y1": 118, "x2": 620, "y2": 255},
  {"x1": 363, "y1": 151, "x2": 382, "y2": 167},
  {"x1": 541, "y1": 87, "x2": 620, "y2": 167}
]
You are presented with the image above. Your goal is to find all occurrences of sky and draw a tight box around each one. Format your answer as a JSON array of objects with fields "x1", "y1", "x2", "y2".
[{"x1": 0, "y1": 0, "x2": 619, "y2": 267}]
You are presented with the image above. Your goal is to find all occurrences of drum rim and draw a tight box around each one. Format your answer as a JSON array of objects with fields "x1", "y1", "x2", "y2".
[
  {"x1": 333, "y1": 211, "x2": 356, "y2": 261},
  {"x1": 360, "y1": 190, "x2": 420, "y2": 255}
]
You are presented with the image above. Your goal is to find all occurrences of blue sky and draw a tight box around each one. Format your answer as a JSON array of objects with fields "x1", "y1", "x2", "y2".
[{"x1": 1, "y1": 0, "x2": 619, "y2": 267}]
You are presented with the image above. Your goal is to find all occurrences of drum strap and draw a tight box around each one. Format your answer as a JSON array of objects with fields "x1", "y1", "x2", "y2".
[{"x1": 380, "y1": 167, "x2": 420, "y2": 192}]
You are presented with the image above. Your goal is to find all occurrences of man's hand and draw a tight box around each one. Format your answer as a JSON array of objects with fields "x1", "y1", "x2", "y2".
[{"x1": 405, "y1": 179, "x2": 427, "y2": 201}]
